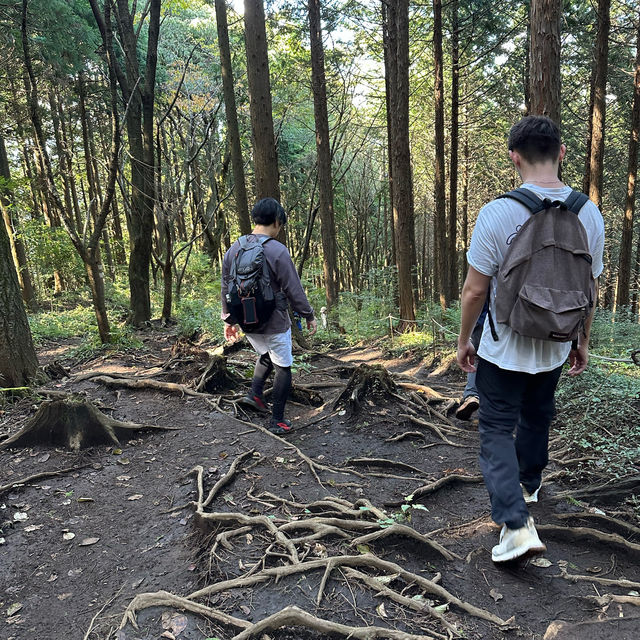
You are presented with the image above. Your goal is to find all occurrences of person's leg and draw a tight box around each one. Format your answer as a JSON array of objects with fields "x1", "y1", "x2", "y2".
[
  {"x1": 271, "y1": 363, "x2": 292, "y2": 421},
  {"x1": 476, "y1": 358, "x2": 530, "y2": 529},
  {"x1": 250, "y1": 352, "x2": 273, "y2": 398},
  {"x1": 516, "y1": 365, "x2": 563, "y2": 494}
]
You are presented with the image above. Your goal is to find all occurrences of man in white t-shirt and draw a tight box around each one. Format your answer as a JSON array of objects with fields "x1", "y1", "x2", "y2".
[{"x1": 456, "y1": 116, "x2": 605, "y2": 563}]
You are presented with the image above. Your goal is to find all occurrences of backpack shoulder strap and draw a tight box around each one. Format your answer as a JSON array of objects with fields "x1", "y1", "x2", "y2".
[
  {"x1": 258, "y1": 235, "x2": 272, "y2": 246},
  {"x1": 497, "y1": 187, "x2": 546, "y2": 214},
  {"x1": 563, "y1": 190, "x2": 590, "y2": 215},
  {"x1": 238, "y1": 235, "x2": 249, "y2": 249}
]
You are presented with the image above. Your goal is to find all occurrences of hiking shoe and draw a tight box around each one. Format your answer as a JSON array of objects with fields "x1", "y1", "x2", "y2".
[
  {"x1": 455, "y1": 395, "x2": 479, "y2": 420},
  {"x1": 240, "y1": 394, "x2": 270, "y2": 413},
  {"x1": 268, "y1": 418, "x2": 292, "y2": 435},
  {"x1": 521, "y1": 482, "x2": 542, "y2": 504},
  {"x1": 491, "y1": 516, "x2": 546, "y2": 563}
]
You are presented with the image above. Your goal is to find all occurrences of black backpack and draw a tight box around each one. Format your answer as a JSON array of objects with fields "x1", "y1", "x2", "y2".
[
  {"x1": 225, "y1": 235, "x2": 276, "y2": 332},
  {"x1": 488, "y1": 188, "x2": 594, "y2": 343}
]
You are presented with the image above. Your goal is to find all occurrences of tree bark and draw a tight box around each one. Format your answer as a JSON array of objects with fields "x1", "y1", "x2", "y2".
[
  {"x1": 529, "y1": 0, "x2": 562, "y2": 125},
  {"x1": 308, "y1": 0, "x2": 340, "y2": 314},
  {"x1": 244, "y1": 0, "x2": 281, "y2": 201},
  {"x1": 616, "y1": 18, "x2": 640, "y2": 310},
  {"x1": 433, "y1": 0, "x2": 447, "y2": 308},
  {"x1": 0, "y1": 135, "x2": 37, "y2": 311},
  {"x1": 0, "y1": 185, "x2": 38, "y2": 387},
  {"x1": 215, "y1": 0, "x2": 251, "y2": 235},
  {"x1": 390, "y1": 0, "x2": 416, "y2": 326},
  {"x1": 447, "y1": 0, "x2": 460, "y2": 303},
  {"x1": 585, "y1": 0, "x2": 611, "y2": 211}
]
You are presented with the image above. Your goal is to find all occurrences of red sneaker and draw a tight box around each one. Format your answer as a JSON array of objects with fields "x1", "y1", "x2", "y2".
[
  {"x1": 268, "y1": 418, "x2": 292, "y2": 435},
  {"x1": 241, "y1": 394, "x2": 270, "y2": 413}
]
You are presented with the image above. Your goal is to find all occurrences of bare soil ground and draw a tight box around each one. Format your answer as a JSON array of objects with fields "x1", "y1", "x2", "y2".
[{"x1": 1, "y1": 329, "x2": 639, "y2": 640}]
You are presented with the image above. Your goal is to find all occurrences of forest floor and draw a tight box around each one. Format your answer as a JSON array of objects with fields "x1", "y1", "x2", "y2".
[{"x1": 1, "y1": 328, "x2": 639, "y2": 640}]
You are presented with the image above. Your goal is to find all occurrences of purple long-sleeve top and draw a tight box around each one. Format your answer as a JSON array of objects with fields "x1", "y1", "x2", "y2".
[{"x1": 221, "y1": 234, "x2": 315, "y2": 335}]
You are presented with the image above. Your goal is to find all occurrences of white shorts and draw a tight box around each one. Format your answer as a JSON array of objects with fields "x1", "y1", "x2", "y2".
[{"x1": 245, "y1": 329, "x2": 293, "y2": 367}]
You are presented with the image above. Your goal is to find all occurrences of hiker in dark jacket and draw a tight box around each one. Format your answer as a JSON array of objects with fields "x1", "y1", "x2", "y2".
[
  {"x1": 456, "y1": 116, "x2": 604, "y2": 562},
  {"x1": 221, "y1": 198, "x2": 317, "y2": 435}
]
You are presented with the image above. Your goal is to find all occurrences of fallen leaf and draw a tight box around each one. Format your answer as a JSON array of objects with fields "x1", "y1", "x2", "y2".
[
  {"x1": 63, "y1": 532, "x2": 75, "y2": 541},
  {"x1": 628, "y1": 590, "x2": 640, "y2": 597},
  {"x1": 116, "y1": 475, "x2": 131, "y2": 481},
  {"x1": 47, "y1": 574, "x2": 58, "y2": 582},
  {"x1": 77, "y1": 498, "x2": 94, "y2": 503},
  {"x1": 489, "y1": 589, "x2": 503, "y2": 602},
  {"x1": 57, "y1": 593, "x2": 72, "y2": 601},
  {"x1": 6, "y1": 603, "x2": 22, "y2": 616},
  {"x1": 376, "y1": 603, "x2": 387, "y2": 618},
  {"x1": 586, "y1": 566, "x2": 602, "y2": 573},
  {"x1": 160, "y1": 633, "x2": 175, "y2": 640},
  {"x1": 79, "y1": 537, "x2": 100, "y2": 546},
  {"x1": 313, "y1": 543, "x2": 327, "y2": 558},
  {"x1": 68, "y1": 569, "x2": 83, "y2": 577},
  {"x1": 530, "y1": 557, "x2": 552, "y2": 568},
  {"x1": 275, "y1": 457, "x2": 285, "y2": 463},
  {"x1": 240, "y1": 605, "x2": 251, "y2": 615},
  {"x1": 433, "y1": 603, "x2": 449, "y2": 613},
  {"x1": 117, "y1": 458, "x2": 131, "y2": 465},
  {"x1": 0, "y1": 537, "x2": 5, "y2": 545},
  {"x1": 13, "y1": 512, "x2": 28, "y2": 522},
  {"x1": 356, "y1": 544, "x2": 371, "y2": 554},
  {"x1": 162, "y1": 612, "x2": 188, "y2": 636},
  {"x1": 38, "y1": 453, "x2": 50, "y2": 463},
  {"x1": 128, "y1": 495, "x2": 143, "y2": 501},
  {"x1": 375, "y1": 573, "x2": 399, "y2": 585},
  {"x1": 112, "y1": 448, "x2": 123, "y2": 455},
  {"x1": 24, "y1": 524, "x2": 44, "y2": 532}
]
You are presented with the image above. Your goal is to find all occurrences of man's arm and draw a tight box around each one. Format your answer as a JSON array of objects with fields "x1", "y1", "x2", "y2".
[
  {"x1": 274, "y1": 249, "x2": 315, "y2": 321},
  {"x1": 457, "y1": 266, "x2": 491, "y2": 373},
  {"x1": 567, "y1": 278, "x2": 598, "y2": 376}
]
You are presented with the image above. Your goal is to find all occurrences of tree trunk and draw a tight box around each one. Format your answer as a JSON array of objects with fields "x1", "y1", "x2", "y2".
[
  {"x1": 244, "y1": 0, "x2": 281, "y2": 201},
  {"x1": 0, "y1": 135, "x2": 37, "y2": 311},
  {"x1": 0, "y1": 191, "x2": 38, "y2": 387},
  {"x1": 433, "y1": 0, "x2": 447, "y2": 308},
  {"x1": 390, "y1": 0, "x2": 416, "y2": 326},
  {"x1": 529, "y1": 0, "x2": 562, "y2": 125},
  {"x1": 616, "y1": 19, "x2": 640, "y2": 310},
  {"x1": 585, "y1": 0, "x2": 611, "y2": 210},
  {"x1": 447, "y1": 0, "x2": 460, "y2": 303},
  {"x1": 215, "y1": 0, "x2": 251, "y2": 234},
  {"x1": 308, "y1": 0, "x2": 340, "y2": 314}
]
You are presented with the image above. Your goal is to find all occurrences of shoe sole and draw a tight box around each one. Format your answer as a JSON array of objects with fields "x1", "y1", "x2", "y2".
[
  {"x1": 522, "y1": 484, "x2": 541, "y2": 504},
  {"x1": 239, "y1": 397, "x2": 270, "y2": 413},
  {"x1": 455, "y1": 399, "x2": 479, "y2": 421},
  {"x1": 268, "y1": 427, "x2": 292, "y2": 435},
  {"x1": 492, "y1": 541, "x2": 547, "y2": 563}
]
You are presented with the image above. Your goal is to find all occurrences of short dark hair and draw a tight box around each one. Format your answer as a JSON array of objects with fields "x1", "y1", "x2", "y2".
[
  {"x1": 508, "y1": 115, "x2": 561, "y2": 164},
  {"x1": 251, "y1": 197, "x2": 287, "y2": 226}
]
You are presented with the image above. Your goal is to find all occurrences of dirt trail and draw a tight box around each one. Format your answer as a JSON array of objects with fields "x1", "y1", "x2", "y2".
[{"x1": 1, "y1": 334, "x2": 638, "y2": 640}]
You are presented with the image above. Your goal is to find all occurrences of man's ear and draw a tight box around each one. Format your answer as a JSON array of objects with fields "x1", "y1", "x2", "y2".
[
  {"x1": 558, "y1": 143, "x2": 567, "y2": 163},
  {"x1": 509, "y1": 149, "x2": 521, "y2": 168}
]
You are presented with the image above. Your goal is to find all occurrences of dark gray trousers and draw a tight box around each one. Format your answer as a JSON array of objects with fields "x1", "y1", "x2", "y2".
[{"x1": 476, "y1": 358, "x2": 563, "y2": 529}]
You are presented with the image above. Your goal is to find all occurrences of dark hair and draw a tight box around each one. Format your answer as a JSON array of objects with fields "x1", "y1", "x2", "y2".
[
  {"x1": 251, "y1": 197, "x2": 287, "y2": 226},
  {"x1": 508, "y1": 115, "x2": 561, "y2": 164}
]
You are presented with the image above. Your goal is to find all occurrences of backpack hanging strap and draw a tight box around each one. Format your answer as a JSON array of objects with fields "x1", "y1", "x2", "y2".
[
  {"x1": 562, "y1": 190, "x2": 589, "y2": 214},
  {"x1": 497, "y1": 188, "x2": 547, "y2": 214}
]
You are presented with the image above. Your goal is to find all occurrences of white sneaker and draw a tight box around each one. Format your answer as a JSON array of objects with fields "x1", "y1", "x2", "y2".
[
  {"x1": 521, "y1": 482, "x2": 542, "y2": 504},
  {"x1": 491, "y1": 516, "x2": 546, "y2": 563}
]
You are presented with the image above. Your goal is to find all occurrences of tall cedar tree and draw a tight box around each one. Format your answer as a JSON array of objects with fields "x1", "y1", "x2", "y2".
[
  {"x1": 433, "y1": 0, "x2": 447, "y2": 307},
  {"x1": 529, "y1": 0, "x2": 562, "y2": 125},
  {"x1": 0, "y1": 186, "x2": 38, "y2": 387},
  {"x1": 0, "y1": 135, "x2": 37, "y2": 311},
  {"x1": 616, "y1": 17, "x2": 640, "y2": 309},
  {"x1": 215, "y1": 0, "x2": 252, "y2": 235},
  {"x1": 244, "y1": 0, "x2": 281, "y2": 202},
  {"x1": 308, "y1": 0, "x2": 340, "y2": 312},
  {"x1": 388, "y1": 0, "x2": 416, "y2": 325}
]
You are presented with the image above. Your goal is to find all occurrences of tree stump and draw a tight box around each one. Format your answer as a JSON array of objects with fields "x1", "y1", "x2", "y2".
[
  {"x1": 333, "y1": 364, "x2": 397, "y2": 416},
  {"x1": 0, "y1": 398, "x2": 173, "y2": 451},
  {"x1": 194, "y1": 355, "x2": 239, "y2": 393}
]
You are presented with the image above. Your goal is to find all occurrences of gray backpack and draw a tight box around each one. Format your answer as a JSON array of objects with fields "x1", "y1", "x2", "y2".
[{"x1": 488, "y1": 188, "x2": 595, "y2": 343}]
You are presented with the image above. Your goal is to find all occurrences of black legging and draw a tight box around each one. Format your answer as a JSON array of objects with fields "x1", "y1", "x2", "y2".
[{"x1": 250, "y1": 353, "x2": 291, "y2": 421}]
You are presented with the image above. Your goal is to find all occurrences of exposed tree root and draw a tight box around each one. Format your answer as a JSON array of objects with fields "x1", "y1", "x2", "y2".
[
  {"x1": 186, "y1": 554, "x2": 509, "y2": 626},
  {"x1": 193, "y1": 355, "x2": 240, "y2": 393},
  {"x1": 386, "y1": 431, "x2": 426, "y2": 442},
  {"x1": 388, "y1": 474, "x2": 484, "y2": 506},
  {"x1": 555, "y1": 564, "x2": 640, "y2": 589},
  {"x1": 0, "y1": 464, "x2": 89, "y2": 496},
  {"x1": 350, "y1": 524, "x2": 461, "y2": 561},
  {"x1": 400, "y1": 414, "x2": 466, "y2": 447},
  {"x1": 83, "y1": 373, "x2": 204, "y2": 397},
  {"x1": 583, "y1": 593, "x2": 640, "y2": 607},
  {"x1": 0, "y1": 398, "x2": 174, "y2": 450},
  {"x1": 396, "y1": 381, "x2": 445, "y2": 401},
  {"x1": 346, "y1": 457, "x2": 431, "y2": 477},
  {"x1": 536, "y1": 524, "x2": 640, "y2": 554},
  {"x1": 551, "y1": 476, "x2": 640, "y2": 503},
  {"x1": 230, "y1": 604, "x2": 439, "y2": 640},
  {"x1": 343, "y1": 568, "x2": 458, "y2": 638},
  {"x1": 555, "y1": 511, "x2": 640, "y2": 537}
]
